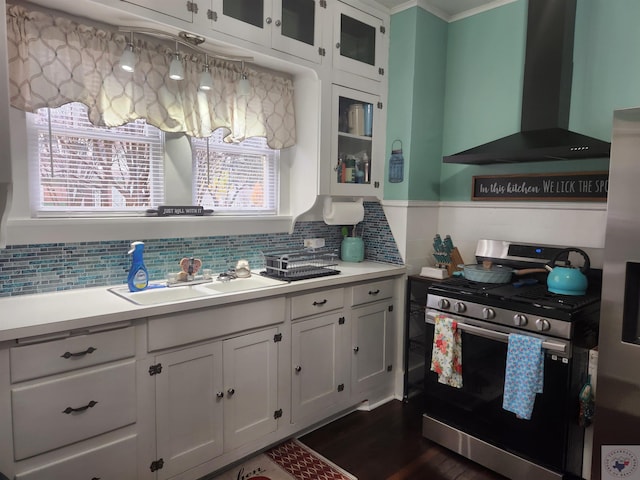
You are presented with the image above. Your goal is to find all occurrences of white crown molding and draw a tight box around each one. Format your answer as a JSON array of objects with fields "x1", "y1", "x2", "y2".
[
  {"x1": 448, "y1": 0, "x2": 519, "y2": 22},
  {"x1": 392, "y1": 0, "x2": 520, "y2": 22},
  {"x1": 415, "y1": 0, "x2": 449, "y2": 20}
]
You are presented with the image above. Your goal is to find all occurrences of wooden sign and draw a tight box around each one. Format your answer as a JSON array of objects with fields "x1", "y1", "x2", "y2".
[
  {"x1": 472, "y1": 171, "x2": 608, "y2": 201},
  {"x1": 145, "y1": 206, "x2": 213, "y2": 216}
]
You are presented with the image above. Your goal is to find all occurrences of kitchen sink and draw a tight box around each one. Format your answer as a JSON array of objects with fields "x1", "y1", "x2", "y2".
[
  {"x1": 108, "y1": 284, "x2": 213, "y2": 305},
  {"x1": 202, "y1": 274, "x2": 284, "y2": 293},
  {"x1": 108, "y1": 275, "x2": 284, "y2": 305}
]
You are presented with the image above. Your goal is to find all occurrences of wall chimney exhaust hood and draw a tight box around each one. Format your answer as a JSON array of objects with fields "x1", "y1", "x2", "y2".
[{"x1": 443, "y1": 0, "x2": 611, "y2": 165}]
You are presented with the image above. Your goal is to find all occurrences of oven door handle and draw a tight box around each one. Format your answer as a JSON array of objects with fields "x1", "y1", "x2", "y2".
[{"x1": 426, "y1": 312, "x2": 567, "y2": 354}]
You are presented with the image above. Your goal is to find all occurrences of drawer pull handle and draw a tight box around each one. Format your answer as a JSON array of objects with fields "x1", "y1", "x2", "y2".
[
  {"x1": 61, "y1": 346, "x2": 97, "y2": 359},
  {"x1": 369, "y1": 289, "x2": 380, "y2": 295},
  {"x1": 312, "y1": 299, "x2": 328, "y2": 306},
  {"x1": 62, "y1": 400, "x2": 98, "y2": 414}
]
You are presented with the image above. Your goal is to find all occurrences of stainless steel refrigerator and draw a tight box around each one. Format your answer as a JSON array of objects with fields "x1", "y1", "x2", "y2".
[{"x1": 592, "y1": 106, "x2": 640, "y2": 480}]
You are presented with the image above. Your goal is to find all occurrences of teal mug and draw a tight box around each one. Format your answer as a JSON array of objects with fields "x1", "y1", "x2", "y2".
[{"x1": 341, "y1": 237, "x2": 364, "y2": 262}]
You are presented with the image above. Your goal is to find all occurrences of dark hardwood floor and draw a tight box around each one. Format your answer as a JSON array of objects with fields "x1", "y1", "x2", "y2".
[{"x1": 299, "y1": 395, "x2": 508, "y2": 480}]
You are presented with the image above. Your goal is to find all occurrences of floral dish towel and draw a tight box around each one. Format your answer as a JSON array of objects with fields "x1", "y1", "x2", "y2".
[{"x1": 430, "y1": 314, "x2": 462, "y2": 388}]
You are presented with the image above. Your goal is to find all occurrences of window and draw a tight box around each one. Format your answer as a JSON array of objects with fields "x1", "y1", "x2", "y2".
[
  {"x1": 191, "y1": 132, "x2": 279, "y2": 215},
  {"x1": 27, "y1": 102, "x2": 164, "y2": 214}
]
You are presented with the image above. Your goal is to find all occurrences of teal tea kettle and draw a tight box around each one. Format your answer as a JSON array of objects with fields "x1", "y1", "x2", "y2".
[{"x1": 545, "y1": 248, "x2": 590, "y2": 296}]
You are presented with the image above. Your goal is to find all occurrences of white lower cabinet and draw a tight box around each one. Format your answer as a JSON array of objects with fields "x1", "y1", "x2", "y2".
[
  {"x1": 351, "y1": 300, "x2": 394, "y2": 397},
  {"x1": 15, "y1": 435, "x2": 138, "y2": 480},
  {"x1": 154, "y1": 342, "x2": 224, "y2": 480},
  {"x1": 152, "y1": 327, "x2": 281, "y2": 478},
  {"x1": 291, "y1": 312, "x2": 350, "y2": 423},
  {"x1": 222, "y1": 327, "x2": 280, "y2": 451},
  {"x1": 12, "y1": 360, "x2": 137, "y2": 460},
  {"x1": 2, "y1": 274, "x2": 401, "y2": 480}
]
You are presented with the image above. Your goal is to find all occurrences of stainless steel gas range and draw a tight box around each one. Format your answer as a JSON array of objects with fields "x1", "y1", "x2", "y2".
[{"x1": 422, "y1": 239, "x2": 601, "y2": 480}]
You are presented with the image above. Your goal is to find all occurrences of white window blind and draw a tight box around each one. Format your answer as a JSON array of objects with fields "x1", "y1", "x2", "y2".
[
  {"x1": 27, "y1": 102, "x2": 164, "y2": 214},
  {"x1": 191, "y1": 132, "x2": 279, "y2": 214}
]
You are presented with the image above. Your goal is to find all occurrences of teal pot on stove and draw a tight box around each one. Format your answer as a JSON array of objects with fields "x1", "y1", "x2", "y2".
[
  {"x1": 341, "y1": 237, "x2": 364, "y2": 262},
  {"x1": 546, "y1": 248, "x2": 590, "y2": 296}
]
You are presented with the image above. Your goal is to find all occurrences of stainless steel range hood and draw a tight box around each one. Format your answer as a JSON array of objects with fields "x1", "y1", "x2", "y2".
[{"x1": 443, "y1": 0, "x2": 611, "y2": 165}]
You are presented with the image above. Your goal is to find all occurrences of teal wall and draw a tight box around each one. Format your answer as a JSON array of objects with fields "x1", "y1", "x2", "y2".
[
  {"x1": 385, "y1": 7, "x2": 447, "y2": 201},
  {"x1": 387, "y1": 0, "x2": 640, "y2": 202}
]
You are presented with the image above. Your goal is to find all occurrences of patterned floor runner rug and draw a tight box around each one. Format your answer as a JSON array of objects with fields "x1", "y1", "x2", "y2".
[{"x1": 213, "y1": 439, "x2": 357, "y2": 480}]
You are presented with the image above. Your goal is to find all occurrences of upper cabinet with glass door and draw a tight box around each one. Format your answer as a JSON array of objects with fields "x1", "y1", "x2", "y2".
[
  {"x1": 333, "y1": 1, "x2": 386, "y2": 82},
  {"x1": 207, "y1": 0, "x2": 325, "y2": 63},
  {"x1": 331, "y1": 85, "x2": 383, "y2": 198},
  {"x1": 120, "y1": 0, "x2": 198, "y2": 23}
]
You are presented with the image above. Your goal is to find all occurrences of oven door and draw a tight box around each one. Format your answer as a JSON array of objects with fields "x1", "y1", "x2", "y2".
[{"x1": 423, "y1": 309, "x2": 581, "y2": 475}]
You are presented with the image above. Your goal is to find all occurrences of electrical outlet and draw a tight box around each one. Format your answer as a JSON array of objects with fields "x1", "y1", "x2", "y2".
[{"x1": 304, "y1": 238, "x2": 325, "y2": 249}]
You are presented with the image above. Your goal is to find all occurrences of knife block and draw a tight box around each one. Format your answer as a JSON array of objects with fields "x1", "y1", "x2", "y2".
[{"x1": 446, "y1": 248, "x2": 464, "y2": 276}]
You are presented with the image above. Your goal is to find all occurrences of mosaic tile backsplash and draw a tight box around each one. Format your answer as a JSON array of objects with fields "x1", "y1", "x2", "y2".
[{"x1": 0, "y1": 202, "x2": 403, "y2": 297}]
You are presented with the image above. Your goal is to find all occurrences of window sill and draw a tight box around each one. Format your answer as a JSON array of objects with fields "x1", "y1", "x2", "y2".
[{"x1": 4, "y1": 215, "x2": 294, "y2": 246}]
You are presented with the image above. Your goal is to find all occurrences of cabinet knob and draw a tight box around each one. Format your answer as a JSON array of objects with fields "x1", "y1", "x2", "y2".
[
  {"x1": 353, "y1": 346, "x2": 359, "y2": 353},
  {"x1": 266, "y1": 16, "x2": 272, "y2": 24},
  {"x1": 216, "y1": 391, "x2": 224, "y2": 399},
  {"x1": 295, "y1": 365, "x2": 302, "y2": 373},
  {"x1": 275, "y1": 19, "x2": 281, "y2": 27},
  {"x1": 227, "y1": 388, "x2": 235, "y2": 396},
  {"x1": 336, "y1": 42, "x2": 341, "y2": 49}
]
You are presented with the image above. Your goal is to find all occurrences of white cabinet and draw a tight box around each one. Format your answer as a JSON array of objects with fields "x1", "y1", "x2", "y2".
[
  {"x1": 15, "y1": 435, "x2": 138, "y2": 480},
  {"x1": 291, "y1": 312, "x2": 350, "y2": 423},
  {"x1": 12, "y1": 361, "x2": 137, "y2": 460},
  {"x1": 6, "y1": 324, "x2": 139, "y2": 480},
  {"x1": 154, "y1": 343, "x2": 223, "y2": 480},
  {"x1": 207, "y1": 0, "x2": 325, "y2": 62},
  {"x1": 152, "y1": 327, "x2": 281, "y2": 477},
  {"x1": 333, "y1": 1, "x2": 386, "y2": 81},
  {"x1": 121, "y1": 0, "x2": 198, "y2": 23},
  {"x1": 350, "y1": 280, "x2": 395, "y2": 398},
  {"x1": 222, "y1": 327, "x2": 280, "y2": 451},
  {"x1": 330, "y1": 84, "x2": 384, "y2": 197}
]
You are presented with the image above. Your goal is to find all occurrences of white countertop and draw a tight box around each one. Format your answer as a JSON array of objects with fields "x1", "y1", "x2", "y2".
[{"x1": 0, "y1": 261, "x2": 406, "y2": 342}]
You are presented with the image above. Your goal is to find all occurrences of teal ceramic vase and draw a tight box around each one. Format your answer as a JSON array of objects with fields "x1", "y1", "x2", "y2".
[{"x1": 341, "y1": 237, "x2": 364, "y2": 262}]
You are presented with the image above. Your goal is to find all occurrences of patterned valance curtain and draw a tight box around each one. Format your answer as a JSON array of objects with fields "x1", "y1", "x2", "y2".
[{"x1": 6, "y1": 4, "x2": 296, "y2": 149}]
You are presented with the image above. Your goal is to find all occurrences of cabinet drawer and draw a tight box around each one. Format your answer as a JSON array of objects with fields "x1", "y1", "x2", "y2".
[
  {"x1": 10, "y1": 326, "x2": 135, "y2": 383},
  {"x1": 352, "y1": 279, "x2": 394, "y2": 306},
  {"x1": 15, "y1": 434, "x2": 137, "y2": 480},
  {"x1": 12, "y1": 360, "x2": 136, "y2": 460},
  {"x1": 291, "y1": 288, "x2": 344, "y2": 320}
]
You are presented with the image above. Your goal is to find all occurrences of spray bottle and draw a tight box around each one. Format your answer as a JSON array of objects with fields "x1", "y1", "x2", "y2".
[{"x1": 127, "y1": 241, "x2": 149, "y2": 292}]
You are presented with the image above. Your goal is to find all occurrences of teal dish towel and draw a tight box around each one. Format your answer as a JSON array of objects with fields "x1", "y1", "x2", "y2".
[{"x1": 502, "y1": 334, "x2": 544, "y2": 420}]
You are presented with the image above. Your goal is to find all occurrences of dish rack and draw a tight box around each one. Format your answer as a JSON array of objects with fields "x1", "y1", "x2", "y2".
[{"x1": 261, "y1": 248, "x2": 340, "y2": 281}]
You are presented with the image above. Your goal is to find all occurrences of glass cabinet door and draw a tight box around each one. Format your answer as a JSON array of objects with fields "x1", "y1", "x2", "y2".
[
  {"x1": 222, "y1": 0, "x2": 265, "y2": 28},
  {"x1": 333, "y1": 2, "x2": 385, "y2": 81},
  {"x1": 272, "y1": 0, "x2": 323, "y2": 62},
  {"x1": 209, "y1": 0, "x2": 322, "y2": 62},
  {"x1": 331, "y1": 85, "x2": 382, "y2": 196},
  {"x1": 280, "y1": 0, "x2": 315, "y2": 46},
  {"x1": 209, "y1": 0, "x2": 270, "y2": 45}
]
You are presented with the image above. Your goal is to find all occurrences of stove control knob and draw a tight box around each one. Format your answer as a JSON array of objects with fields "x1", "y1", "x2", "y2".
[
  {"x1": 513, "y1": 314, "x2": 528, "y2": 326},
  {"x1": 454, "y1": 302, "x2": 466, "y2": 313},
  {"x1": 437, "y1": 299, "x2": 450, "y2": 309},
  {"x1": 482, "y1": 308, "x2": 496, "y2": 320},
  {"x1": 536, "y1": 318, "x2": 551, "y2": 331}
]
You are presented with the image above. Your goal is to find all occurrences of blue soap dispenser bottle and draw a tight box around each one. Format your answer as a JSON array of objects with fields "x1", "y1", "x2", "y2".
[{"x1": 127, "y1": 241, "x2": 149, "y2": 292}]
